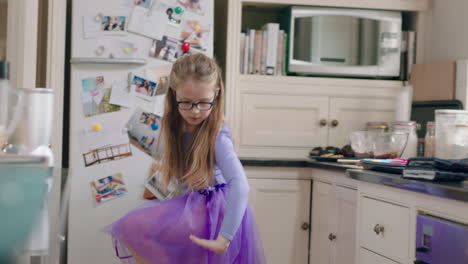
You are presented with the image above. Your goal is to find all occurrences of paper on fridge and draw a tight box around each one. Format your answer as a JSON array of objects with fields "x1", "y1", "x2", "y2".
[{"x1": 79, "y1": 123, "x2": 132, "y2": 167}]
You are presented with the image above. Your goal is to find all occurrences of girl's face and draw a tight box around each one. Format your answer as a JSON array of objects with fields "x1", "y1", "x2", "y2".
[{"x1": 175, "y1": 78, "x2": 216, "y2": 132}]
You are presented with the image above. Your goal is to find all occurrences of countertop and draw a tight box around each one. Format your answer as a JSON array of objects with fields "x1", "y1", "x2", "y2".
[
  {"x1": 347, "y1": 169, "x2": 468, "y2": 203},
  {"x1": 241, "y1": 157, "x2": 468, "y2": 203},
  {"x1": 240, "y1": 157, "x2": 362, "y2": 170}
]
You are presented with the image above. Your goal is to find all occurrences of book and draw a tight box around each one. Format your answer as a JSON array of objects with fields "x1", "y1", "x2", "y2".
[
  {"x1": 253, "y1": 30, "x2": 263, "y2": 74},
  {"x1": 260, "y1": 30, "x2": 268, "y2": 75},
  {"x1": 240, "y1": 32, "x2": 245, "y2": 74},
  {"x1": 261, "y1": 23, "x2": 279, "y2": 75},
  {"x1": 243, "y1": 32, "x2": 250, "y2": 75},
  {"x1": 248, "y1": 29, "x2": 256, "y2": 74},
  {"x1": 276, "y1": 30, "x2": 285, "y2": 76}
]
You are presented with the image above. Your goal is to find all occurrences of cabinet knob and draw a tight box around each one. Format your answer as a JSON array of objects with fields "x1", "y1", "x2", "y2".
[
  {"x1": 331, "y1": 120, "x2": 339, "y2": 127},
  {"x1": 301, "y1": 222, "x2": 310, "y2": 230},
  {"x1": 328, "y1": 233, "x2": 337, "y2": 241},
  {"x1": 373, "y1": 224, "x2": 385, "y2": 235},
  {"x1": 319, "y1": 119, "x2": 328, "y2": 127}
]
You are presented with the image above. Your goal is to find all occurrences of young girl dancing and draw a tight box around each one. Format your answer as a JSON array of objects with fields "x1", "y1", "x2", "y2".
[{"x1": 104, "y1": 53, "x2": 265, "y2": 264}]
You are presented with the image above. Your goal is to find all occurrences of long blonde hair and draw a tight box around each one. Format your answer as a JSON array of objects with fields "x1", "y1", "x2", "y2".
[{"x1": 160, "y1": 53, "x2": 224, "y2": 191}]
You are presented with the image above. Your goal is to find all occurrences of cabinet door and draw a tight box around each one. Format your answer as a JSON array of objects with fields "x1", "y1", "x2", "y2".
[
  {"x1": 328, "y1": 97, "x2": 396, "y2": 147},
  {"x1": 333, "y1": 185, "x2": 357, "y2": 264},
  {"x1": 310, "y1": 181, "x2": 334, "y2": 264},
  {"x1": 240, "y1": 93, "x2": 329, "y2": 148},
  {"x1": 248, "y1": 178, "x2": 311, "y2": 264},
  {"x1": 359, "y1": 248, "x2": 399, "y2": 264}
]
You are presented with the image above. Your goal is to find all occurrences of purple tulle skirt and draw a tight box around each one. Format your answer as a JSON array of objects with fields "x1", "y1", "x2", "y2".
[{"x1": 103, "y1": 184, "x2": 265, "y2": 264}]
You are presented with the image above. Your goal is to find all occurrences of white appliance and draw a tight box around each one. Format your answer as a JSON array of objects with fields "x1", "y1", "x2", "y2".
[
  {"x1": 66, "y1": 1, "x2": 214, "y2": 263},
  {"x1": 287, "y1": 6, "x2": 402, "y2": 78}
]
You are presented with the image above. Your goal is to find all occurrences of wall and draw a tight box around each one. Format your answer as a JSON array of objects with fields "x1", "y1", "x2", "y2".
[
  {"x1": 0, "y1": 1, "x2": 6, "y2": 60},
  {"x1": 424, "y1": 0, "x2": 468, "y2": 62}
]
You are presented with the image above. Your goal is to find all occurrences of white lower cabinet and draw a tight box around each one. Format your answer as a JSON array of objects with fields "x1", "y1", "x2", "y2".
[
  {"x1": 360, "y1": 248, "x2": 400, "y2": 264},
  {"x1": 248, "y1": 178, "x2": 311, "y2": 264},
  {"x1": 359, "y1": 196, "x2": 410, "y2": 264},
  {"x1": 310, "y1": 181, "x2": 357, "y2": 264}
]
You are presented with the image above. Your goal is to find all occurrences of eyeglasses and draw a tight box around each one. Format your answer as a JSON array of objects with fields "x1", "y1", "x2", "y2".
[{"x1": 176, "y1": 100, "x2": 215, "y2": 111}]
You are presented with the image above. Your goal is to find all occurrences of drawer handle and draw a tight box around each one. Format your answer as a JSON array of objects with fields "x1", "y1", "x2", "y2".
[
  {"x1": 331, "y1": 120, "x2": 339, "y2": 127},
  {"x1": 301, "y1": 222, "x2": 310, "y2": 230},
  {"x1": 373, "y1": 224, "x2": 385, "y2": 235},
  {"x1": 319, "y1": 119, "x2": 328, "y2": 127},
  {"x1": 328, "y1": 233, "x2": 337, "y2": 241}
]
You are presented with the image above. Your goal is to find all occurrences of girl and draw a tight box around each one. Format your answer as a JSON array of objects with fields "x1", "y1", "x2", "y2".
[{"x1": 104, "y1": 53, "x2": 265, "y2": 264}]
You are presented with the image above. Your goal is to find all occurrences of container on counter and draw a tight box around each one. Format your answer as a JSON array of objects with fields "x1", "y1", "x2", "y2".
[
  {"x1": 424, "y1": 121, "x2": 435, "y2": 157},
  {"x1": 391, "y1": 121, "x2": 419, "y2": 159},
  {"x1": 435, "y1": 110, "x2": 468, "y2": 159},
  {"x1": 366, "y1": 122, "x2": 389, "y2": 133}
]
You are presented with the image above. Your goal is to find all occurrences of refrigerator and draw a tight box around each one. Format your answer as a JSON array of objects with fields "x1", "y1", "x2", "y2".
[{"x1": 67, "y1": 0, "x2": 213, "y2": 263}]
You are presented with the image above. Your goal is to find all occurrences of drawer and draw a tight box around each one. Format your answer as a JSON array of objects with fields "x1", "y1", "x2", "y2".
[
  {"x1": 359, "y1": 248, "x2": 399, "y2": 264},
  {"x1": 360, "y1": 196, "x2": 410, "y2": 263}
]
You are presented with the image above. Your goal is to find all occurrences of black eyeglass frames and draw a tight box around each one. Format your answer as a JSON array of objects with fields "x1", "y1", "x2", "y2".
[{"x1": 176, "y1": 100, "x2": 215, "y2": 111}]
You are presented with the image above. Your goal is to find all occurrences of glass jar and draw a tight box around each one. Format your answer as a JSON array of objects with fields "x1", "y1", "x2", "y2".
[
  {"x1": 391, "y1": 121, "x2": 419, "y2": 159},
  {"x1": 366, "y1": 122, "x2": 388, "y2": 133},
  {"x1": 435, "y1": 110, "x2": 468, "y2": 159},
  {"x1": 424, "y1": 121, "x2": 435, "y2": 157}
]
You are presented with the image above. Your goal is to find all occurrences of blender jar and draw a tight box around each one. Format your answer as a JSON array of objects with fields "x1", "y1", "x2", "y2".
[{"x1": 435, "y1": 110, "x2": 468, "y2": 159}]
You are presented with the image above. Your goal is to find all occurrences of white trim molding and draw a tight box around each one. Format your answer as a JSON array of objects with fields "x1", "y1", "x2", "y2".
[{"x1": 47, "y1": 0, "x2": 67, "y2": 167}]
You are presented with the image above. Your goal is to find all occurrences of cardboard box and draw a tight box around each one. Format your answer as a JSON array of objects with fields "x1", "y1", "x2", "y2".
[{"x1": 411, "y1": 61, "x2": 456, "y2": 101}]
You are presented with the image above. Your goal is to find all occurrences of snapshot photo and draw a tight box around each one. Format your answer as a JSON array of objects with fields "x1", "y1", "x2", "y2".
[
  {"x1": 176, "y1": 0, "x2": 208, "y2": 16},
  {"x1": 180, "y1": 19, "x2": 210, "y2": 51},
  {"x1": 133, "y1": 0, "x2": 152, "y2": 8},
  {"x1": 130, "y1": 75, "x2": 158, "y2": 99},
  {"x1": 81, "y1": 76, "x2": 121, "y2": 117},
  {"x1": 127, "y1": 107, "x2": 162, "y2": 157},
  {"x1": 149, "y1": 36, "x2": 181, "y2": 62},
  {"x1": 102, "y1": 16, "x2": 126, "y2": 32},
  {"x1": 145, "y1": 170, "x2": 180, "y2": 200},
  {"x1": 90, "y1": 173, "x2": 128, "y2": 204}
]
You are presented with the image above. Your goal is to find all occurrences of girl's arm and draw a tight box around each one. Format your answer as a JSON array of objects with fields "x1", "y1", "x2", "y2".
[
  {"x1": 189, "y1": 125, "x2": 249, "y2": 254},
  {"x1": 214, "y1": 126, "x2": 250, "y2": 240}
]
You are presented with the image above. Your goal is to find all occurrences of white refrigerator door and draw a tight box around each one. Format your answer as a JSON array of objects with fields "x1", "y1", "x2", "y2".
[{"x1": 67, "y1": 1, "x2": 213, "y2": 263}]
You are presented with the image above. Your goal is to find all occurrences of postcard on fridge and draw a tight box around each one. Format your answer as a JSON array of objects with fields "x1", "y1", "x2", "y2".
[{"x1": 90, "y1": 173, "x2": 128, "y2": 204}]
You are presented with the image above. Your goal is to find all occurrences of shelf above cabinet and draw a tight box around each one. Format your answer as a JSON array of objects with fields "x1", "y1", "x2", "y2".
[
  {"x1": 241, "y1": 0, "x2": 429, "y2": 11},
  {"x1": 239, "y1": 74, "x2": 405, "y2": 89},
  {"x1": 70, "y1": 57, "x2": 148, "y2": 65}
]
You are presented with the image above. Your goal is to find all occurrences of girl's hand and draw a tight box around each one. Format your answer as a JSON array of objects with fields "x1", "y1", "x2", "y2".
[{"x1": 189, "y1": 234, "x2": 230, "y2": 254}]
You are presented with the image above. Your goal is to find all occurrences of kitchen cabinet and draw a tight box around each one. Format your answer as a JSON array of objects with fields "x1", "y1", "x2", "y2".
[
  {"x1": 359, "y1": 196, "x2": 411, "y2": 264},
  {"x1": 239, "y1": 91, "x2": 396, "y2": 157},
  {"x1": 359, "y1": 248, "x2": 399, "y2": 264},
  {"x1": 310, "y1": 181, "x2": 357, "y2": 264},
  {"x1": 247, "y1": 171, "x2": 311, "y2": 264}
]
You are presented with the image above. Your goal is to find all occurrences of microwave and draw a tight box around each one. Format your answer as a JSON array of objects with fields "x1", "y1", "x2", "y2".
[{"x1": 287, "y1": 7, "x2": 402, "y2": 78}]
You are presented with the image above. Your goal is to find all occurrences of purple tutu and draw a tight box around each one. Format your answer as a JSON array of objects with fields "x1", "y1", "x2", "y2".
[{"x1": 103, "y1": 184, "x2": 265, "y2": 264}]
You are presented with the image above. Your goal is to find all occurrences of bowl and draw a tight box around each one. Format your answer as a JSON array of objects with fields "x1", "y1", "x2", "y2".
[{"x1": 350, "y1": 131, "x2": 409, "y2": 159}]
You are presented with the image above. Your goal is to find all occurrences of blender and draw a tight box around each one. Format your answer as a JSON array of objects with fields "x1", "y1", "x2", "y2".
[{"x1": 0, "y1": 61, "x2": 55, "y2": 166}]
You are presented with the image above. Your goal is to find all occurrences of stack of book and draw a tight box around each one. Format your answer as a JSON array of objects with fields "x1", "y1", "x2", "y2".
[{"x1": 239, "y1": 23, "x2": 288, "y2": 76}]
